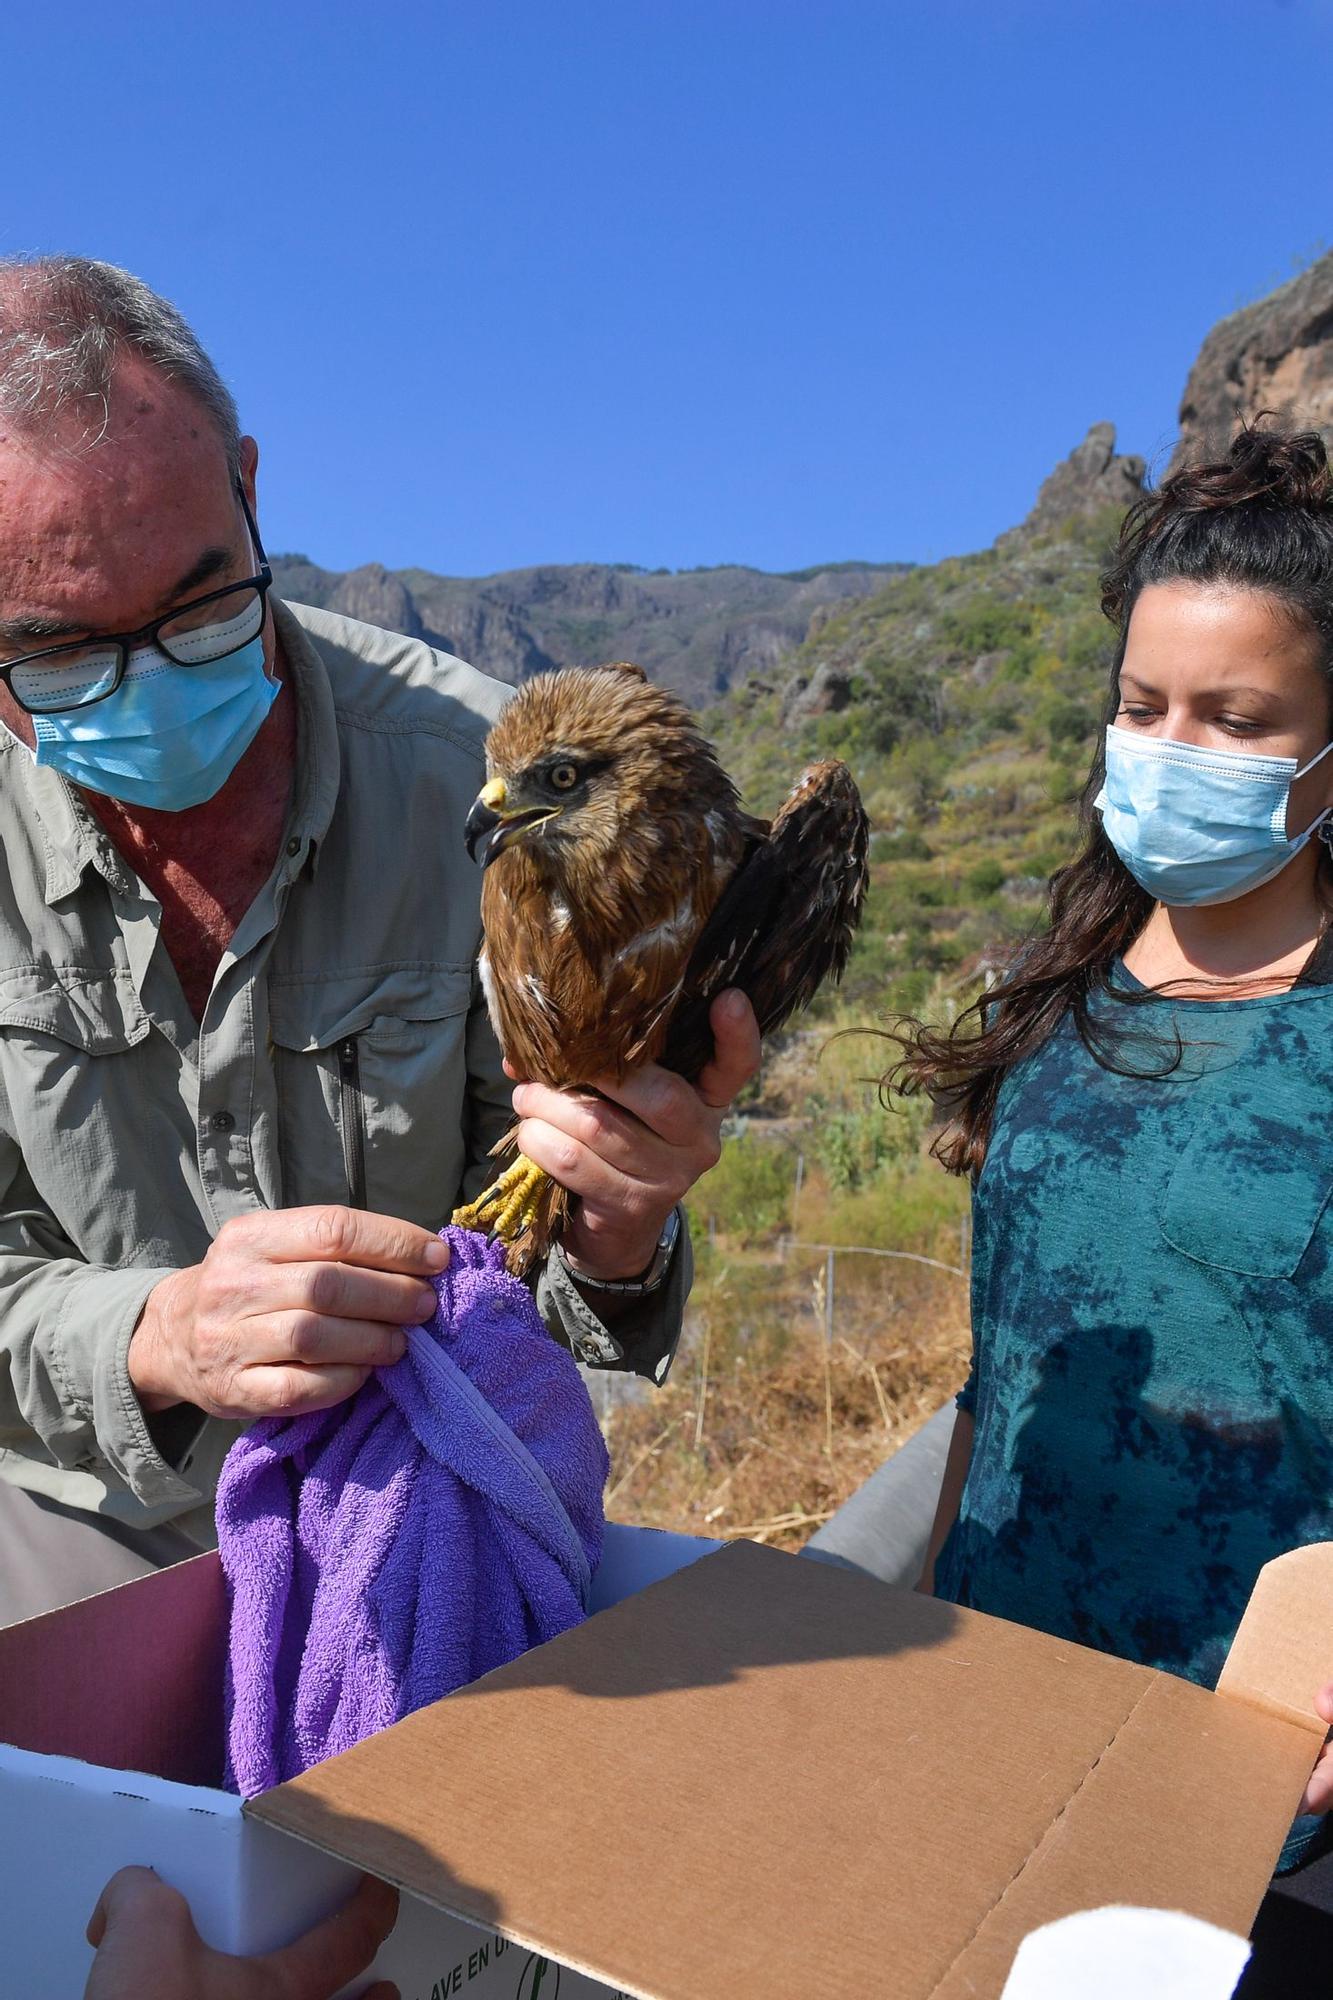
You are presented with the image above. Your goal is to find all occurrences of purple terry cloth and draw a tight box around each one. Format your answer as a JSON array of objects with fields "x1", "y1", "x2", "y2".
[{"x1": 216, "y1": 1225, "x2": 608, "y2": 1797}]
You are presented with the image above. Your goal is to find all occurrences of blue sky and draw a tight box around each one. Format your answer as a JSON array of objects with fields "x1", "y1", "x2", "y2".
[{"x1": 6, "y1": 0, "x2": 1332, "y2": 576}]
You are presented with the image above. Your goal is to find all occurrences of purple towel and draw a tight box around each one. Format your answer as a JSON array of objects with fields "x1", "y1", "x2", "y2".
[{"x1": 216, "y1": 1225, "x2": 608, "y2": 1797}]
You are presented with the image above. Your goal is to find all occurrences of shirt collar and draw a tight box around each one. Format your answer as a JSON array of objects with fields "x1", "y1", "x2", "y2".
[
  {"x1": 21, "y1": 596, "x2": 341, "y2": 905},
  {"x1": 271, "y1": 597, "x2": 341, "y2": 879},
  {"x1": 22, "y1": 756, "x2": 119, "y2": 906}
]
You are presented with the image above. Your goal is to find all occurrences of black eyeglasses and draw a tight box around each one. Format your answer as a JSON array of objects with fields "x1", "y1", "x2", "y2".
[{"x1": 0, "y1": 486, "x2": 274, "y2": 717}]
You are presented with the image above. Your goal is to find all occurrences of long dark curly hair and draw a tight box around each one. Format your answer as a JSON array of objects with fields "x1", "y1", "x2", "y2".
[{"x1": 885, "y1": 420, "x2": 1333, "y2": 1177}]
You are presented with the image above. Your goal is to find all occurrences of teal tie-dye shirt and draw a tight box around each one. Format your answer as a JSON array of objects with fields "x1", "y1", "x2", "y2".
[{"x1": 937, "y1": 965, "x2": 1333, "y2": 1693}]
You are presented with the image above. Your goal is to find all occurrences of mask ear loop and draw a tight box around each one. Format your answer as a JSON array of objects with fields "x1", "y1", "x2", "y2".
[
  {"x1": 1292, "y1": 741, "x2": 1333, "y2": 849},
  {"x1": 1297, "y1": 739, "x2": 1333, "y2": 781}
]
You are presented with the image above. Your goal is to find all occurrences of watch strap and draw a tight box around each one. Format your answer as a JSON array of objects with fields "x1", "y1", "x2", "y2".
[{"x1": 554, "y1": 1204, "x2": 682, "y2": 1295}]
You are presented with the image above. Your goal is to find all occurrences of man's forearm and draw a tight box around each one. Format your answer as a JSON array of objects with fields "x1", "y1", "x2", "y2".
[{"x1": 0, "y1": 1248, "x2": 190, "y2": 1509}]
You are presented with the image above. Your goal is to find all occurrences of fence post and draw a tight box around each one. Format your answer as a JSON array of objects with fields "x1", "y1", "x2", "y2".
[{"x1": 822, "y1": 1248, "x2": 836, "y2": 1462}]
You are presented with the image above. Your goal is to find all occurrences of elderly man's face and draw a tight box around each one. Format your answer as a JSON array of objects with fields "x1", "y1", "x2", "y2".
[{"x1": 0, "y1": 355, "x2": 264, "y2": 751}]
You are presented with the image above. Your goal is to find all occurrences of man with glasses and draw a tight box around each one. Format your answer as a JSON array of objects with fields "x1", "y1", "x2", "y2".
[{"x1": 0, "y1": 257, "x2": 759, "y2": 1619}]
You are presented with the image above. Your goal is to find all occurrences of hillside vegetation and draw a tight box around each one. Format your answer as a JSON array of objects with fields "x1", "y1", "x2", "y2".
[{"x1": 710, "y1": 499, "x2": 1123, "y2": 1019}]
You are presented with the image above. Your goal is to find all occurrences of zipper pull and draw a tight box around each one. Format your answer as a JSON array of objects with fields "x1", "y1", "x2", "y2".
[{"x1": 336, "y1": 1035, "x2": 367, "y2": 1209}]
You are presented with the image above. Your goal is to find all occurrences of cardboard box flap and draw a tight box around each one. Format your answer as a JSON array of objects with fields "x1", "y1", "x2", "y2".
[
  {"x1": 1217, "y1": 1542, "x2": 1333, "y2": 1733},
  {"x1": 247, "y1": 1541, "x2": 1323, "y2": 2000},
  {"x1": 933, "y1": 1672, "x2": 1314, "y2": 1999}
]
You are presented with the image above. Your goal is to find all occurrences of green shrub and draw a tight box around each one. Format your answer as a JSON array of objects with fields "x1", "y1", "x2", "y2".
[
  {"x1": 811, "y1": 1156, "x2": 970, "y2": 1260},
  {"x1": 814, "y1": 1086, "x2": 931, "y2": 1192},
  {"x1": 1039, "y1": 696, "x2": 1098, "y2": 747},
  {"x1": 817, "y1": 1107, "x2": 892, "y2": 1192},
  {"x1": 860, "y1": 649, "x2": 942, "y2": 754},
  {"x1": 888, "y1": 736, "x2": 949, "y2": 819},
  {"x1": 873, "y1": 829, "x2": 932, "y2": 861},
  {"x1": 965, "y1": 857, "x2": 1006, "y2": 897},
  {"x1": 937, "y1": 598, "x2": 1035, "y2": 660},
  {"x1": 688, "y1": 1131, "x2": 795, "y2": 1244}
]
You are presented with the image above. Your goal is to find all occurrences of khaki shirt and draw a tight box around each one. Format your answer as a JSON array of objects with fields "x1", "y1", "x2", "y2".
[{"x1": 0, "y1": 602, "x2": 688, "y2": 1544}]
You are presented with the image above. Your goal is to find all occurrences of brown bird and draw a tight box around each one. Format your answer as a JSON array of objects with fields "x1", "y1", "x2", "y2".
[{"x1": 452, "y1": 662, "x2": 869, "y2": 1270}]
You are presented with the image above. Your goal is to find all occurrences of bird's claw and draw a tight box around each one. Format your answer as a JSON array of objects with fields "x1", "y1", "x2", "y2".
[{"x1": 451, "y1": 1155, "x2": 550, "y2": 1243}]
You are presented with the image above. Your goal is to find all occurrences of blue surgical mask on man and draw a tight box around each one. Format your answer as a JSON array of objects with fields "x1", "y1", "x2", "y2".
[
  {"x1": 29, "y1": 624, "x2": 278, "y2": 813},
  {"x1": 1094, "y1": 722, "x2": 1333, "y2": 906}
]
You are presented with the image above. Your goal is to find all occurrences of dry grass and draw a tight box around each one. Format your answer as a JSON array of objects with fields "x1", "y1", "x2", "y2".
[
  {"x1": 603, "y1": 1246, "x2": 970, "y2": 1550},
  {"x1": 598, "y1": 1004, "x2": 974, "y2": 1552}
]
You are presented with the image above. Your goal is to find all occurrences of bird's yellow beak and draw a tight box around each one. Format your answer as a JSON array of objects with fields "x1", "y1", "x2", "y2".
[{"x1": 464, "y1": 777, "x2": 562, "y2": 868}]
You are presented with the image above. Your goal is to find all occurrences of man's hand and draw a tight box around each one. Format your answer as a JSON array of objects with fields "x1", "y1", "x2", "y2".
[
  {"x1": 510, "y1": 988, "x2": 762, "y2": 1281},
  {"x1": 128, "y1": 1206, "x2": 449, "y2": 1418},
  {"x1": 1300, "y1": 1683, "x2": 1333, "y2": 1815},
  {"x1": 84, "y1": 1866, "x2": 399, "y2": 2000}
]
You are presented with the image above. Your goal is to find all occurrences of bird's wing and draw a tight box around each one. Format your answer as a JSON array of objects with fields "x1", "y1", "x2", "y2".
[{"x1": 661, "y1": 759, "x2": 869, "y2": 1082}]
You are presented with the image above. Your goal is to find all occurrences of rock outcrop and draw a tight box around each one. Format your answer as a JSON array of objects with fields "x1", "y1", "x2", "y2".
[
  {"x1": 326, "y1": 564, "x2": 424, "y2": 639},
  {"x1": 1171, "y1": 251, "x2": 1333, "y2": 469},
  {"x1": 781, "y1": 659, "x2": 856, "y2": 726},
  {"x1": 999, "y1": 423, "x2": 1146, "y2": 548}
]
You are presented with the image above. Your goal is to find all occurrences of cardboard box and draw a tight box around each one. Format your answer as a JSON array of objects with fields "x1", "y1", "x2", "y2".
[
  {"x1": 0, "y1": 1522, "x2": 716, "y2": 1999},
  {"x1": 1, "y1": 1528, "x2": 1329, "y2": 1999}
]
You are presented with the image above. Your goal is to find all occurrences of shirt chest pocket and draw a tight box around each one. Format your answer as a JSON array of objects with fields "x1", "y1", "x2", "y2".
[
  {"x1": 1157, "y1": 1045, "x2": 1333, "y2": 1280},
  {"x1": 267, "y1": 966, "x2": 475, "y2": 1230},
  {"x1": 0, "y1": 968, "x2": 159, "y2": 1263}
]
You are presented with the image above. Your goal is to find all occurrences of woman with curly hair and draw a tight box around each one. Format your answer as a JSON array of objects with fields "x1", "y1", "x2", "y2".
[{"x1": 889, "y1": 422, "x2": 1333, "y2": 1987}]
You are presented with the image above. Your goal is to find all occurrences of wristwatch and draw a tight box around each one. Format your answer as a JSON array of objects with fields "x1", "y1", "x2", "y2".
[{"x1": 554, "y1": 1205, "x2": 682, "y2": 1295}]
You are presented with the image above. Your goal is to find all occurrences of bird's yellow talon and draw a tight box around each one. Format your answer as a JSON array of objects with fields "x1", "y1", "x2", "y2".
[{"x1": 451, "y1": 1155, "x2": 550, "y2": 1243}]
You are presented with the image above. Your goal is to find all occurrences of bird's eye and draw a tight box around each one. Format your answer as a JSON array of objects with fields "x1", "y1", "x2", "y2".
[{"x1": 549, "y1": 761, "x2": 581, "y2": 791}]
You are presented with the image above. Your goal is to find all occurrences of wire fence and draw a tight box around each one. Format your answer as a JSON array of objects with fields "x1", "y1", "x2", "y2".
[
  {"x1": 698, "y1": 1213, "x2": 971, "y2": 1352},
  {"x1": 773, "y1": 1230, "x2": 970, "y2": 1347},
  {"x1": 585, "y1": 1143, "x2": 972, "y2": 1421}
]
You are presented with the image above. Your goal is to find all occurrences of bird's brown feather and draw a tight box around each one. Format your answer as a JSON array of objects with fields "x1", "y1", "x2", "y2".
[
  {"x1": 466, "y1": 665, "x2": 868, "y2": 1269},
  {"x1": 661, "y1": 760, "x2": 870, "y2": 1080}
]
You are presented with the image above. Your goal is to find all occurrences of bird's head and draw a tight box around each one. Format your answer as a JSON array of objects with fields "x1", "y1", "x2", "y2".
[{"x1": 464, "y1": 663, "x2": 738, "y2": 885}]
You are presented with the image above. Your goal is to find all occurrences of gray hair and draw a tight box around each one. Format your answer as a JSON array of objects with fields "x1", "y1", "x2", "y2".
[{"x1": 0, "y1": 255, "x2": 241, "y2": 474}]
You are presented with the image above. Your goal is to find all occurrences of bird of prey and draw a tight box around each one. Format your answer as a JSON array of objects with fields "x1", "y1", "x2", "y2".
[{"x1": 453, "y1": 662, "x2": 869, "y2": 1271}]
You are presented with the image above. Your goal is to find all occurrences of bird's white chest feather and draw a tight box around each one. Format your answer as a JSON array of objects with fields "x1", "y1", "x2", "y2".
[
  {"x1": 478, "y1": 948, "x2": 500, "y2": 1036},
  {"x1": 614, "y1": 898, "x2": 696, "y2": 967}
]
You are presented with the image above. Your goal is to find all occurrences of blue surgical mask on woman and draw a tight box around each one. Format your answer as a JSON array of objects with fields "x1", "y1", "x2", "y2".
[
  {"x1": 1094, "y1": 722, "x2": 1333, "y2": 906},
  {"x1": 29, "y1": 630, "x2": 278, "y2": 813}
]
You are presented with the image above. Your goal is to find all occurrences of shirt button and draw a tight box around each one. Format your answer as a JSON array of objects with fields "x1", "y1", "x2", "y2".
[
  {"x1": 211, "y1": 1110, "x2": 236, "y2": 1134},
  {"x1": 286, "y1": 837, "x2": 302, "y2": 857}
]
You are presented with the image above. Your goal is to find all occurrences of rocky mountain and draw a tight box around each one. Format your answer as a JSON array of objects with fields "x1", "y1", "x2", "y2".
[
  {"x1": 1172, "y1": 248, "x2": 1333, "y2": 468},
  {"x1": 270, "y1": 551, "x2": 909, "y2": 708}
]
